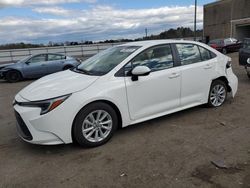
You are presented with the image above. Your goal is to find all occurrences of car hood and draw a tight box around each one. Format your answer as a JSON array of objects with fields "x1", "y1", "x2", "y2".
[
  {"x1": 0, "y1": 63, "x2": 16, "y2": 70},
  {"x1": 18, "y1": 70, "x2": 99, "y2": 101}
]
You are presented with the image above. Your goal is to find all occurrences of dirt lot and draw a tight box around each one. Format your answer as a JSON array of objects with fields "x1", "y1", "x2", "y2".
[{"x1": 0, "y1": 52, "x2": 249, "y2": 188}]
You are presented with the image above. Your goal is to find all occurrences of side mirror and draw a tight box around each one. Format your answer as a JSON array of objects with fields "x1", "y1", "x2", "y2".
[
  {"x1": 247, "y1": 58, "x2": 250, "y2": 65},
  {"x1": 25, "y1": 61, "x2": 30, "y2": 65},
  {"x1": 131, "y1": 66, "x2": 151, "y2": 81}
]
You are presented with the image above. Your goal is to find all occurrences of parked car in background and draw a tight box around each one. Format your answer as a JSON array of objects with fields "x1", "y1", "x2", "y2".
[
  {"x1": 239, "y1": 38, "x2": 250, "y2": 78},
  {"x1": 208, "y1": 38, "x2": 242, "y2": 54},
  {"x1": 0, "y1": 53, "x2": 80, "y2": 82},
  {"x1": 13, "y1": 40, "x2": 238, "y2": 147}
]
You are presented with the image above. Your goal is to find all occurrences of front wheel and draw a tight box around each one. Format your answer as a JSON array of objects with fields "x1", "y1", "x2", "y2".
[
  {"x1": 73, "y1": 102, "x2": 118, "y2": 147},
  {"x1": 5, "y1": 70, "x2": 22, "y2": 83},
  {"x1": 208, "y1": 80, "x2": 227, "y2": 107}
]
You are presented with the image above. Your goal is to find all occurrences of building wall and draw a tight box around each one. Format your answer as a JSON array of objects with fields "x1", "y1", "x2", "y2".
[{"x1": 204, "y1": 0, "x2": 250, "y2": 40}]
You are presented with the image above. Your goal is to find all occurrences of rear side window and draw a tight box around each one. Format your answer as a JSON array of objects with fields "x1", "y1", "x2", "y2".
[
  {"x1": 48, "y1": 54, "x2": 64, "y2": 61},
  {"x1": 176, "y1": 44, "x2": 201, "y2": 65}
]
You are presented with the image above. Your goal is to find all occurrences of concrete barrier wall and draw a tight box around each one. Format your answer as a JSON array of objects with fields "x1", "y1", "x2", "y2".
[{"x1": 0, "y1": 43, "x2": 122, "y2": 64}]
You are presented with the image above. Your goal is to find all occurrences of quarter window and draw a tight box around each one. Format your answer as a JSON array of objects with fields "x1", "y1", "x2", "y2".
[
  {"x1": 199, "y1": 46, "x2": 211, "y2": 61},
  {"x1": 130, "y1": 45, "x2": 174, "y2": 72},
  {"x1": 176, "y1": 44, "x2": 201, "y2": 65}
]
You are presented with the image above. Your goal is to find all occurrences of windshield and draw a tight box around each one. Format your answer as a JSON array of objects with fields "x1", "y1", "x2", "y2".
[
  {"x1": 76, "y1": 46, "x2": 140, "y2": 76},
  {"x1": 17, "y1": 56, "x2": 31, "y2": 63}
]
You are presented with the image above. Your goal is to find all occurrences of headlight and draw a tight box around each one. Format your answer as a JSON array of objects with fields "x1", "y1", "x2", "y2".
[{"x1": 15, "y1": 94, "x2": 71, "y2": 115}]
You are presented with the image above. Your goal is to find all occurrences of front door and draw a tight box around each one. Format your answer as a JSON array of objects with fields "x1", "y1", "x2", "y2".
[
  {"x1": 125, "y1": 44, "x2": 181, "y2": 120},
  {"x1": 23, "y1": 54, "x2": 48, "y2": 78}
]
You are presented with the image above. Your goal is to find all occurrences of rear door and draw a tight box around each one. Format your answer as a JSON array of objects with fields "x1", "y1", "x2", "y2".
[
  {"x1": 175, "y1": 43, "x2": 215, "y2": 107},
  {"x1": 46, "y1": 54, "x2": 65, "y2": 74},
  {"x1": 22, "y1": 54, "x2": 48, "y2": 78}
]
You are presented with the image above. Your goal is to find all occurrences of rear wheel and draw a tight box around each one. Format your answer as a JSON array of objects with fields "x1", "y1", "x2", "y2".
[
  {"x1": 222, "y1": 48, "x2": 227, "y2": 54},
  {"x1": 73, "y1": 102, "x2": 118, "y2": 147},
  {"x1": 5, "y1": 70, "x2": 22, "y2": 83},
  {"x1": 208, "y1": 80, "x2": 227, "y2": 107}
]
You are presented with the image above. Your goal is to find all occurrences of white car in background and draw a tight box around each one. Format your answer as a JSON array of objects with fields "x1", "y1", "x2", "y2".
[{"x1": 13, "y1": 40, "x2": 238, "y2": 147}]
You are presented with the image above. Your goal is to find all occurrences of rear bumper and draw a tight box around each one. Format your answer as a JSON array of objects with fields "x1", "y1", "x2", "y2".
[{"x1": 227, "y1": 68, "x2": 238, "y2": 97}]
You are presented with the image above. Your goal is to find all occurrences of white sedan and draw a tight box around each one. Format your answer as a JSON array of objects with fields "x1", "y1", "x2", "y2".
[{"x1": 13, "y1": 40, "x2": 238, "y2": 147}]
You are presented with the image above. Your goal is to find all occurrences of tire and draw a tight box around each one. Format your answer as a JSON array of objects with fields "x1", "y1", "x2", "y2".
[
  {"x1": 207, "y1": 80, "x2": 227, "y2": 108},
  {"x1": 73, "y1": 102, "x2": 118, "y2": 147},
  {"x1": 222, "y1": 48, "x2": 227, "y2": 54},
  {"x1": 5, "y1": 70, "x2": 22, "y2": 83},
  {"x1": 63, "y1": 65, "x2": 73, "y2": 70}
]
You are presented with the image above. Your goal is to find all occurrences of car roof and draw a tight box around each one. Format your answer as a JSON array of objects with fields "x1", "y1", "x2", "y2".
[
  {"x1": 30, "y1": 53, "x2": 66, "y2": 57},
  {"x1": 119, "y1": 39, "x2": 204, "y2": 48}
]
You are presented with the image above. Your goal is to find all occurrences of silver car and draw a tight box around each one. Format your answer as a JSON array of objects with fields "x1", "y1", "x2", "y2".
[{"x1": 0, "y1": 53, "x2": 80, "y2": 82}]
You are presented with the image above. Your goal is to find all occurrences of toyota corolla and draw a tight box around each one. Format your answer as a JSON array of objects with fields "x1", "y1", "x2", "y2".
[{"x1": 13, "y1": 40, "x2": 238, "y2": 147}]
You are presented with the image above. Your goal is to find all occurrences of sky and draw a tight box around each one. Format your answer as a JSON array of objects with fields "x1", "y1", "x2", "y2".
[{"x1": 0, "y1": 0, "x2": 215, "y2": 44}]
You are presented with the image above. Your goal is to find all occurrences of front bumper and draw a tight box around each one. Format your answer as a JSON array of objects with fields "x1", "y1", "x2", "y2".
[
  {"x1": 13, "y1": 94, "x2": 79, "y2": 145},
  {"x1": 14, "y1": 104, "x2": 65, "y2": 145}
]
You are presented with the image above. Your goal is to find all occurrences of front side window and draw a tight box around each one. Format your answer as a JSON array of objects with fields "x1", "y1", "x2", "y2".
[
  {"x1": 77, "y1": 46, "x2": 140, "y2": 76},
  {"x1": 48, "y1": 54, "x2": 64, "y2": 61},
  {"x1": 29, "y1": 54, "x2": 47, "y2": 63},
  {"x1": 176, "y1": 44, "x2": 201, "y2": 65},
  {"x1": 130, "y1": 44, "x2": 174, "y2": 72}
]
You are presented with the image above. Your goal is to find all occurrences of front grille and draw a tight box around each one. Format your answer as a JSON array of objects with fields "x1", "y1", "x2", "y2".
[{"x1": 14, "y1": 111, "x2": 33, "y2": 141}]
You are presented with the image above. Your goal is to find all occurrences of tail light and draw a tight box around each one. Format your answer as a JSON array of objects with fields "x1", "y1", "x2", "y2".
[
  {"x1": 226, "y1": 60, "x2": 232, "y2": 69},
  {"x1": 210, "y1": 44, "x2": 218, "y2": 49}
]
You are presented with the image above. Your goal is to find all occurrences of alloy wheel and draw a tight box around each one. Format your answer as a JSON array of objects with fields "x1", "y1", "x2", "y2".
[
  {"x1": 210, "y1": 84, "x2": 226, "y2": 107},
  {"x1": 82, "y1": 110, "x2": 113, "y2": 143}
]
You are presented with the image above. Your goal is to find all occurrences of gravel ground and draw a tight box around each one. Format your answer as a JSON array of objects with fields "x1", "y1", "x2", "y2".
[{"x1": 0, "y1": 52, "x2": 249, "y2": 188}]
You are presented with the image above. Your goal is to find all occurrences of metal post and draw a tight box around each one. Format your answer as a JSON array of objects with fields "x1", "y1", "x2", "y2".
[
  {"x1": 10, "y1": 50, "x2": 13, "y2": 62},
  {"x1": 194, "y1": 0, "x2": 197, "y2": 41},
  {"x1": 145, "y1": 28, "x2": 148, "y2": 39},
  {"x1": 81, "y1": 45, "x2": 84, "y2": 57}
]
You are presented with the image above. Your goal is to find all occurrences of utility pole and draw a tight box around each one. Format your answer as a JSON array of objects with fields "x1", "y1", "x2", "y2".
[
  {"x1": 194, "y1": 0, "x2": 197, "y2": 41},
  {"x1": 145, "y1": 28, "x2": 148, "y2": 39}
]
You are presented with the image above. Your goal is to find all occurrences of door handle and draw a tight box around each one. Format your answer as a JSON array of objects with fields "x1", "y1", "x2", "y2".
[
  {"x1": 204, "y1": 64, "x2": 212, "y2": 69},
  {"x1": 168, "y1": 73, "x2": 180, "y2": 79},
  {"x1": 41, "y1": 64, "x2": 46, "y2": 66}
]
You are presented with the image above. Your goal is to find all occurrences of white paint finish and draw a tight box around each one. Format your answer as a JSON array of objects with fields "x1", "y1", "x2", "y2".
[
  {"x1": 19, "y1": 70, "x2": 99, "y2": 101},
  {"x1": 125, "y1": 67, "x2": 181, "y2": 120},
  {"x1": 180, "y1": 58, "x2": 215, "y2": 106},
  {"x1": 131, "y1": 66, "x2": 151, "y2": 76},
  {"x1": 13, "y1": 40, "x2": 238, "y2": 145}
]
